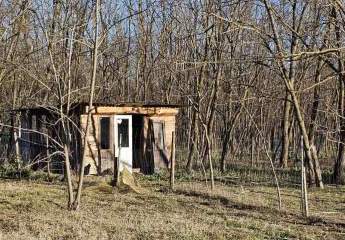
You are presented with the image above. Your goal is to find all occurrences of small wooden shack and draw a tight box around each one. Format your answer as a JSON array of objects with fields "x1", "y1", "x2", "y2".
[{"x1": 14, "y1": 102, "x2": 179, "y2": 175}]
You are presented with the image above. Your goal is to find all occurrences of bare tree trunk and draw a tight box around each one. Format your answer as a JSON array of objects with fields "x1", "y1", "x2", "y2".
[
  {"x1": 290, "y1": 90, "x2": 324, "y2": 188},
  {"x1": 220, "y1": 129, "x2": 231, "y2": 171},
  {"x1": 280, "y1": 93, "x2": 292, "y2": 168},
  {"x1": 300, "y1": 136, "x2": 309, "y2": 217},
  {"x1": 263, "y1": 0, "x2": 323, "y2": 188},
  {"x1": 204, "y1": 125, "x2": 214, "y2": 191},
  {"x1": 332, "y1": 7, "x2": 345, "y2": 184},
  {"x1": 73, "y1": 0, "x2": 100, "y2": 210},
  {"x1": 64, "y1": 144, "x2": 74, "y2": 208},
  {"x1": 307, "y1": 59, "x2": 323, "y2": 184},
  {"x1": 186, "y1": 109, "x2": 197, "y2": 172},
  {"x1": 251, "y1": 134, "x2": 255, "y2": 167},
  {"x1": 170, "y1": 132, "x2": 176, "y2": 190},
  {"x1": 333, "y1": 73, "x2": 345, "y2": 184},
  {"x1": 220, "y1": 89, "x2": 247, "y2": 172}
]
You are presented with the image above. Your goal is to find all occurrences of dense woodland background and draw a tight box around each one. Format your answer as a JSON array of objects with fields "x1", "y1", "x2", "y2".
[{"x1": 1, "y1": 0, "x2": 345, "y2": 188}]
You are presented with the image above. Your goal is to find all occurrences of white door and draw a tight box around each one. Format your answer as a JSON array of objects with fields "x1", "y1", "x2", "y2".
[{"x1": 114, "y1": 115, "x2": 133, "y2": 172}]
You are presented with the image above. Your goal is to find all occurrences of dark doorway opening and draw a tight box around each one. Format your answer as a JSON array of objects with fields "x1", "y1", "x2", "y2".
[{"x1": 132, "y1": 115, "x2": 143, "y2": 169}]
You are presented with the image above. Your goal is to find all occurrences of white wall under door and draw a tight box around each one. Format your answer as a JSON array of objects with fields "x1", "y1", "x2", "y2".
[{"x1": 114, "y1": 115, "x2": 133, "y2": 172}]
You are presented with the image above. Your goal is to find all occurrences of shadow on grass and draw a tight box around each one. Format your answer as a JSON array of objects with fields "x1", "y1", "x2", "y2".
[
  {"x1": 171, "y1": 188, "x2": 345, "y2": 233},
  {"x1": 173, "y1": 188, "x2": 280, "y2": 213}
]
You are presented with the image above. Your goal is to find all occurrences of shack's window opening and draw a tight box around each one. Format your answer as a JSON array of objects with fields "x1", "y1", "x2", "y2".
[
  {"x1": 153, "y1": 121, "x2": 165, "y2": 150},
  {"x1": 100, "y1": 117, "x2": 110, "y2": 149},
  {"x1": 117, "y1": 118, "x2": 129, "y2": 147}
]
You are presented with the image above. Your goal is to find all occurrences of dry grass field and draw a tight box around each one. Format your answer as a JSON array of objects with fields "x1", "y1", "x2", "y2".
[{"x1": 0, "y1": 173, "x2": 344, "y2": 240}]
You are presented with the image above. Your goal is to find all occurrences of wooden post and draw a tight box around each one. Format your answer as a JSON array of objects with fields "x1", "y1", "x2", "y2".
[
  {"x1": 13, "y1": 113, "x2": 21, "y2": 171},
  {"x1": 113, "y1": 145, "x2": 120, "y2": 187},
  {"x1": 301, "y1": 136, "x2": 309, "y2": 217},
  {"x1": 46, "y1": 134, "x2": 51, "y2": 178},
  {"x1": 117, "y1": 135, "x2": 122, "y2": 185},
  {"x1": 113, "y1": 135, "x2": 122, "y2": 187},
  {"x1": 116, "y1": 154, "x2": 120, "y2": 186},
  {"x1": 113, "y1": 144, "x2": 117, "y2": 186},
  {"x1": 170, "y1": 132, "x2": 176, "y2": 191}
]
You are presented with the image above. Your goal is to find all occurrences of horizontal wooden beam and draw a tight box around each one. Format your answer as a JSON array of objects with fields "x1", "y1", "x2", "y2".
[{"x1": 85, "y1": 106, "x2": 179, "y2": 116}]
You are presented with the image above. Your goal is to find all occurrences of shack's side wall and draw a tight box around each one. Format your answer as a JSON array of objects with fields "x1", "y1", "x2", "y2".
[
  {"x1": 18, "y1": 111, "x2": 62, "y2": 172},
  {"x1": 19, "y1": 112, "x2": 31, "y2": 163},
  {"x1": 80, "y1": 114, "x2": 114, "y2": 175},
  {"x1": 142, "y1": 115, "x2": 176, "y2": 173},
  {"x1": 150, "y1": 115, "x2": 176, "y2": 162}
]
